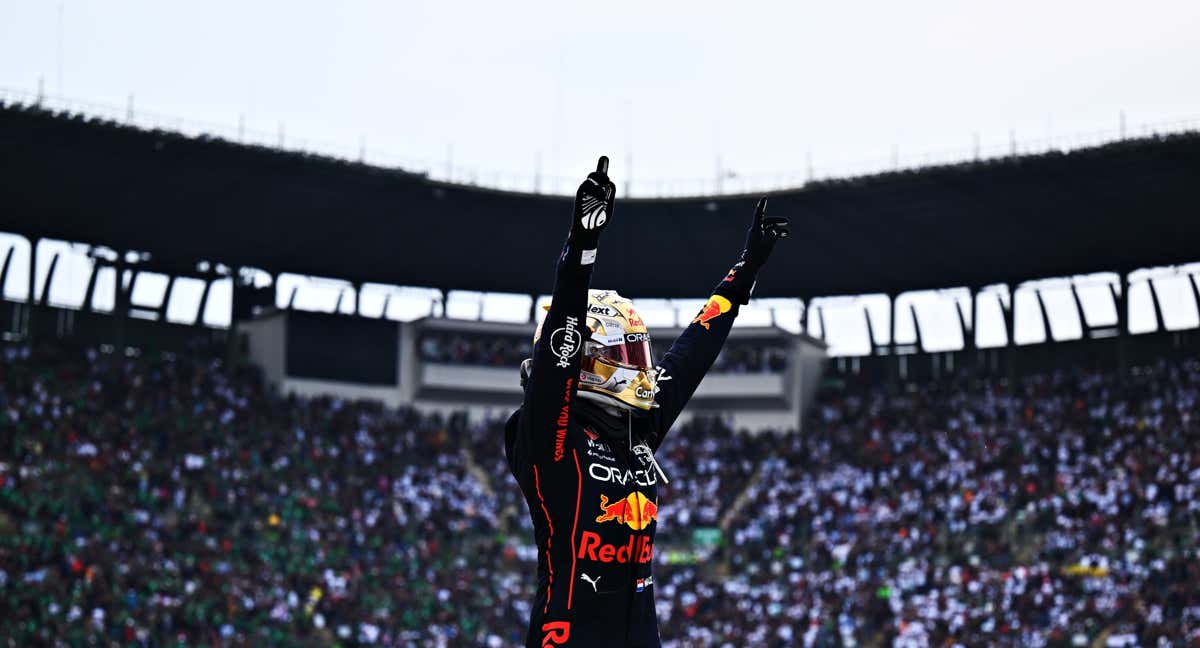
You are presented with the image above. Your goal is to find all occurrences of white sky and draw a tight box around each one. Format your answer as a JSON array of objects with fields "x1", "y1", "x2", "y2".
[
  {"x1": 2, "y1": 1, "x2": 1199, "y2": 351},
  {"x1": 2, "y1": 1, "x2": 1199, "y2": 193}
]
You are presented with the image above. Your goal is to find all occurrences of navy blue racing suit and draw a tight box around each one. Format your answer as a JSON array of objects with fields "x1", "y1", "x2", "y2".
[{"x1": 504, "y1": 230, "x2": 750, "y2": 648}]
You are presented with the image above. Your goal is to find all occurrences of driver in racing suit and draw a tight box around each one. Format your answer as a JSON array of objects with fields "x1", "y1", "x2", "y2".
[{"x1": 505, "y1": 157, "x2": 789, "y2": 647}]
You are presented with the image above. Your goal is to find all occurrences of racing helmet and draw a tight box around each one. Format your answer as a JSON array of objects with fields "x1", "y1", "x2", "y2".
[{"x1": 533, "y1": 289, "x2": 658, "y2": 411}]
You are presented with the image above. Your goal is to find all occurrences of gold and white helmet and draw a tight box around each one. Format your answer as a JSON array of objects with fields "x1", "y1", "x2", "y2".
[{"x1": 533, "y1": 289, "x2": 658, "y2": 411}]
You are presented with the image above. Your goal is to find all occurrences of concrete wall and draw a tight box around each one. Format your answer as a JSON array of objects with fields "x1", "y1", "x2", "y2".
[
  {"x1": 241, "y1": 311, "x2": 286, "y2": 388},
  {"x1": 243, "y1": 312, "x2": 827, "y2": 432},
  {"x1": 282, "y1": 377, "x2": 407, "y2": 408}
]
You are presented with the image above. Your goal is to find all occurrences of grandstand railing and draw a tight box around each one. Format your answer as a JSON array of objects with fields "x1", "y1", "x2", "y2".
[{"x1": 3, "y1": 85, "x2": 1198, "y2": 198}]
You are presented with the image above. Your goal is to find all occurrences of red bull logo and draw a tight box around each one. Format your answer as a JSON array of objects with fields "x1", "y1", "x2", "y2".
[
  {"x1": 691, "y1": 295, "x2": 732, "y2": 330},
  {"x1": 626, "y1": 307, "x2": 645, "y2": 330},
  {"x1": 577, "y1": 531, "x2": 654, "y2": 564},
  {"x1": 595, "y1": 492, "x2": 658, "y2": 530}
]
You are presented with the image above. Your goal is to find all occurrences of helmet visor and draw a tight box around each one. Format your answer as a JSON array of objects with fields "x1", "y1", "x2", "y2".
[{"x1": 588, "y1": 333, "x2": 654, "y2": 371}]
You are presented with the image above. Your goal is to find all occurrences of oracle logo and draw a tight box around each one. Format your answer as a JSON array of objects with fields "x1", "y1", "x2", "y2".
[{"x1": 588, "y1": 463, "x2": 657, "y2": 487}]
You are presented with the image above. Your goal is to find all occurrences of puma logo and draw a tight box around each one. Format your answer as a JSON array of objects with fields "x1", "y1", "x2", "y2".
[{"x1": 580, "y1": 573, "x2": 601, "y2": 592}]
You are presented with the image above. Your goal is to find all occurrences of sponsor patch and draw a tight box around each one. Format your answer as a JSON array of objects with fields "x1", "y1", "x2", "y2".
[
  {"x1": 580, "y1": 573, "x2": 601, "y2": 592},
  {"x1": 625, "y1": 308, "x2": 645, "y2": 330},
  {"x1": 595, "y1": 492, "x2": 658, "y2": 531},
  {"x1": 580, "y1": 205, "x2": 607, "y2": 230},
  {"x1": 577, "y1": 531, "x2": 654, "y2": 564},
  {"x1": 553, "y1": 379, "x2": 573, "y2": 462},
  {"x1": 691, "y1": 294, "x2": 733, "y2": 330},
  {"x1": 589, "y1": 463, "x2": 657, "y2": 487},
  {"x1": 592, "y1": 329, "x2": 625, "y2": 347},
  {"x1": 551, "y1": 317, "x2": 582, "y2": 369}
]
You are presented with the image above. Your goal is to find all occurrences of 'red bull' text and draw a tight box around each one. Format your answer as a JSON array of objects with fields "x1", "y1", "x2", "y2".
[{"x1": 577, "y1": 531, "x2": 654, "y2": 564}]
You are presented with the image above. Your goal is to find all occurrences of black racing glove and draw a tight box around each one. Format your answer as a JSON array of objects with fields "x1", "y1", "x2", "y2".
[
  {"x1": 714, "y1": 197, "x2": 790, "y2": 304},
  {"x1": 567, "y1": 156, "x2": 617, "y2": 252}
]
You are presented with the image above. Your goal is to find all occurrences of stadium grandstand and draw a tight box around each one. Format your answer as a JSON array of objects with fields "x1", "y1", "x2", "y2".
[{"x1": 2, "y1": 101, "x2": 1199, "y2": 647}]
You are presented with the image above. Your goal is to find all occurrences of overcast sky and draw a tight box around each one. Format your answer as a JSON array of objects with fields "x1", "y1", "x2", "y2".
[{"x1": 2, "y1": 0, "x2": 1199, "y2": 193}]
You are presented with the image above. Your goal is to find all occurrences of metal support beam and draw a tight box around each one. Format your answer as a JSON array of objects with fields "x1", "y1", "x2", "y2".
[
  {"x1": 27, "y1": 237, "x2": 37, "y2": 344},
  {"x1": 957, "y1": 289, "x2": 974, "y2": 353},
  {"x1": 1190, "y1": 274, "x2": 1200, "y2": 333},
  {"x1": 159, "y1": 275, "x2": 176, "y2": 320},
  {"x1": 82, "y1": 261, "x2": 100, "y2": 312},
  {"x1": 1113, "y1": 275, "x2": 1128, "y2": 374},
  {"x1": 1146, "y1": 276, "x2": 1167, "y2": 334},
  {"x1": 0, "y1": 247, "x2": 13, "y2": 299},
  {"x1": 1033, "y1": 287, "x2": 1054, "y2": 343},
  {"x1": 863, "y1": 303, "x2": 878, "y2": 353},
  {"x1": 38, "y1": 253, "x2": 60, "y2": 307},
  {"x1": 973, "y1": 288, "x2": 985, "y2": 372},
  {"x1": 889, "y1": 294, "x2": 900, "y2": 382},
  {"x1": 1069, "y1": 281, "x2": 1089, "y2": 334},
  {"x1": 1001, "y1": 284, "x2": 1016, "y2": 347},
  {"x1": 196, "y1": 278, "x2": 214, "y2": 327},
  {"x1": 909, "y1": 302, "x2": 924, "y2": 352},
  {"x1": 889, "y1": 294, "x2": 898, "y2": 355},
  {"x1": 113, "y1": 258, "x2": 129, "y2": 351},
  {"x1": 1002, "y1": 284, "x2": 1016, "y2": 384},
  {"x1": 226, "y1": 270, "x2": 243, "y2": 377}
]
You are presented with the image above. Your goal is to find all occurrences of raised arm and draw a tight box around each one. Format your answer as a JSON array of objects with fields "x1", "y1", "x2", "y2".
[
  {"x1": 519, "y1": 157, "x2": 617, "y2": 464},
  {"x1": 650, "y1": 198, "x2": 789, "y2": 444}
]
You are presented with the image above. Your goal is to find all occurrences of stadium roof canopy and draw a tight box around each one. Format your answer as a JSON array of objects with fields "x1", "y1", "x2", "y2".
[{"x1": 2, "y1": 104, "x2": 1199, "y2": 299}]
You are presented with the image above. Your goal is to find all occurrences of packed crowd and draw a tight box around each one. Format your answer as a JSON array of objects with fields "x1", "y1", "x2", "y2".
[
  {"x1": 0, "y1": 342, "x2": 521, "y2": 645},
  {"x1": 654, "y1": 341, "x2": 790, "y2": 375},
  {"x1": 419, "y1": 333, "x2": 532, "y2": 368},
  {"x1": 419, "y1": 330, "x2": 789, "y2": 374},
  {"x1": 2, "y1": 339, "x2": 1197, "y2": 646},
  {"x1": 702, "y1": 359, "x2": 1200, "y2": 647}
]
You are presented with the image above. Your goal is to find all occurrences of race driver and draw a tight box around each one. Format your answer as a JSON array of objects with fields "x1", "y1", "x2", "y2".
[{"x1": 504, "y1": 156, "x2": 789, "y2": 647}]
